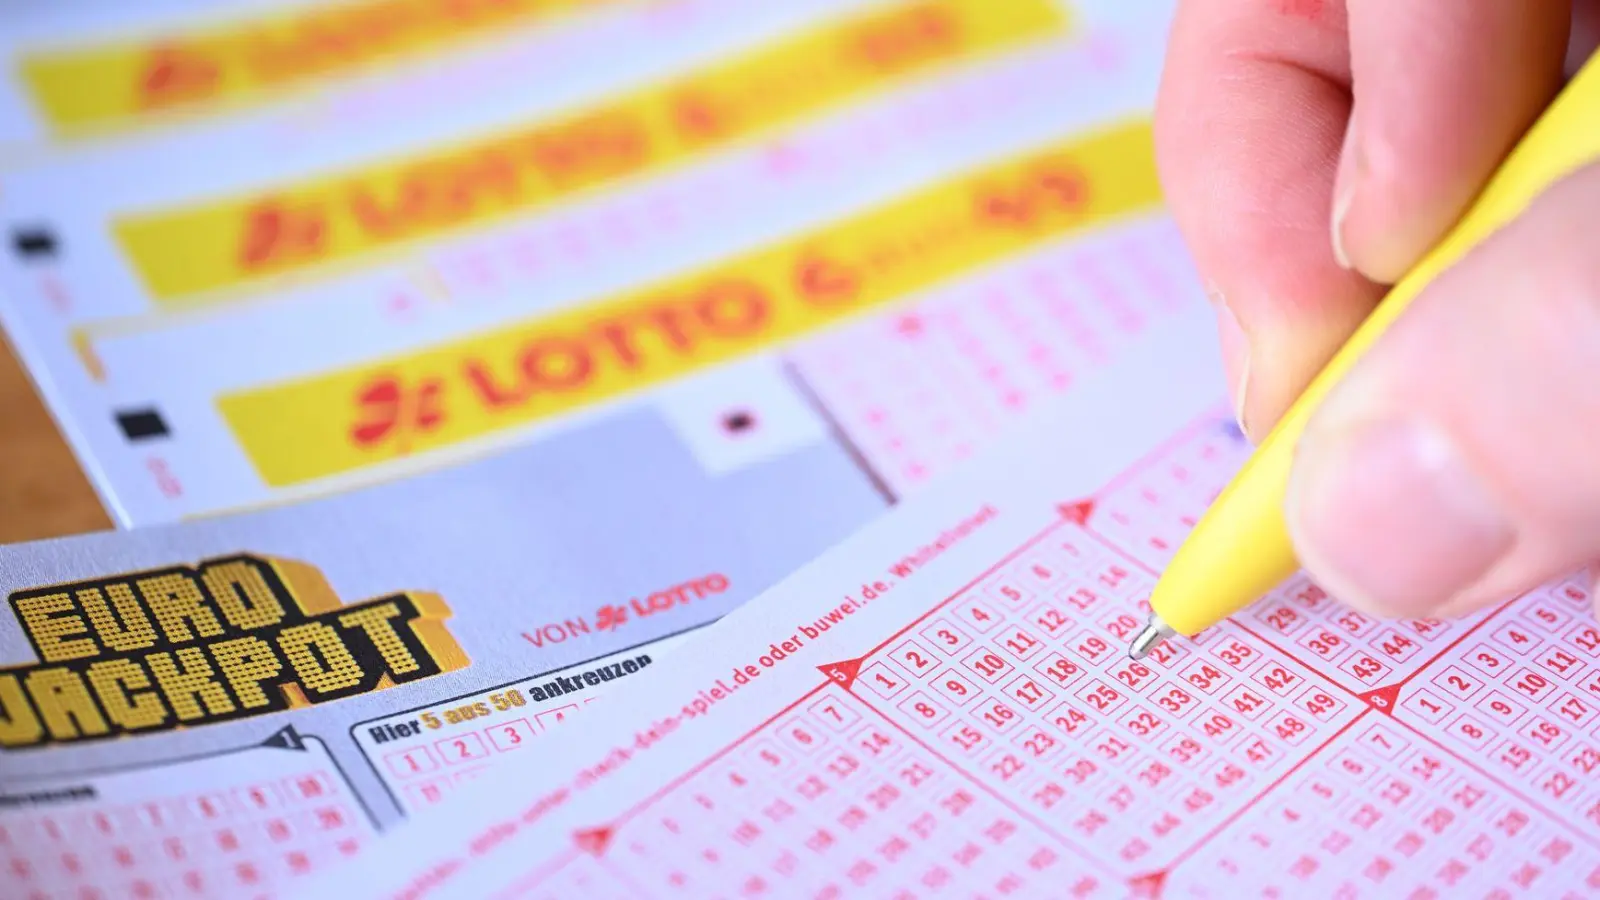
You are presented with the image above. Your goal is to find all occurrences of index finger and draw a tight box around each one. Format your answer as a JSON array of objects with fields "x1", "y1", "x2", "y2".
[{"x1": 1154, "y1": 0, "x2": 1382, "y2": 439}]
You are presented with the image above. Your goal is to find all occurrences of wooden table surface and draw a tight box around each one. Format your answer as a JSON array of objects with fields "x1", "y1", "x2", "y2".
[{"x1": 0, "y1": 335, "x2": 110, "y2": 544}]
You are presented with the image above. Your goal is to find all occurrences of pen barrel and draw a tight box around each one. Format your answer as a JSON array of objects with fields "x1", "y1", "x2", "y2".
[{"x1": 1151, "y1": 51, "x2": 1600, "y2": 636}]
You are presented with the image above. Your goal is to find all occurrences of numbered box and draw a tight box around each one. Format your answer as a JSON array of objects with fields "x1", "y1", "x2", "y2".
[
  {"x1": 487, "y1": 718, "x2": 537, "y2": 752},
  {"x1": 1325, "y1": 748, "x2": 1379, "y2": 786},
  {"x1": 996, "y1": 625, "x2": 1047, "y2": 662},
  {"x1": 1210, "y1": 637, "x2": 1259, "y2": 672},
  {"x1": 1065, "y1": 630, "x2": 1118, "y2": 668},
  {"x1": 1149, "y1": 681, "x2": 1199, "y2": 720},
  {"x1": 1026, "y1": 601, "x2": 1073, "y2": 639},
  {"x1": 1400, "y1": 687, "x2": 1456, "y2": 724},
  {"x1": 1431, "y1": 665, "x2": 1485, "y2": 701},
  {"x1": 1254, "y1": 602, "x2": 1308, "y2": 638},
  {"x1": 954, "y1": 598, "x2": 1003, "y2": 634},
  {"x1": 1523, "y1": 603, "x2": 1574, "y2": 634},
  {"x1": 1444, "y1": 713, "x2": 1498, "y2": 751},
  {"x1": 777, "y1": 716, "x2": 831, "y2": 757},
  {"x1": 1264, "y1": 710, "x2": 1312, "y2": 746},
  {"x1": 1251, "y1": 660, "x2": 1304, "y2": 697},
  {"x1": 745, "y1": 739, "x2": 794, "y2": 773},
  {"x1": 435, "y1": 733, "x2": 489, "y2": 765},
  {"x1": 1463, "y1": 642, "x2": 1513, "y2": 679},
  {"x1": 1537, "y1": 643, "x2": 1588, "y2": 682},
  {"x1": 1220, "y1": 685, "x2": 1273, "y2": 722},
  {"x1": 1296, "y1": 628, "x2": 1350, "y2": 662},
  {"x1": 232, "y1": 784, "x2": 281, "y2": 813},
  {"x1": 1367, "y1": 628, "x2": 1423, "y2": 664},
  {"x1": 973, "y1": 696, "x2": 1025, "y2": 735},
  {"x1": 987, "y1": 574, "x2": 1035, "y2": 610},
  {"x1": 849, "y1": 722, "x2": 902, "y2": 764},
  {"x1": 929, "y1": 667, "x2": 983, "y2": 708},
  {"x1": 1011, "y1": 724, "x2": 1065, "y2": 763},
  {"x1": 1002, "y1": 673, "x2": 1056, "y2": 712},
  {"x1": 1473, "y1": 690, "x2": 1529, "y2": 727},
  {"x1": 1192, "y1": 708, "x2": 1242, "y2": 746},
  {"x1": 1178, "y1": 658, "x2": 1233, "y2": 696},
  {"x1": 919, "y1": 618, "x2": 974, "y2": 655},
  {"x1": 536, "y1": 705, "x2": 580, "y2": 730},
  {"x1": 897, "y1": 691, "x2": 953, "y2": 729},
  {"x1": 889, "y1": 640, "x2": 938, "y2": 677},
  {"x1": 1492, "y1": 622, "x2": 1540, "y2": 656},
  {"x1": 808, "y1": 697, "x2": 862, "y2": 732},
  {"x1": 962, "y1": 646, "x2": 1015, "y2": 684},
  {"x1": 404, "y1": 780, "x2": 449, "y2": 807},
  {"x1": 1032, "y1": 653, "x2": 1086, "y2": 691},
  {"x1": 283, "y1": 771, "x2": 338, "y2": 803},
  {"x1": 859, "y1": 661, "x2": 913, "y2": 699},
  {"x1": 1506, "y1": 667, "x2": 1557, "y2": 703},
  {"x1": 1118, "y1": 706, "x2": 1170, "y2": 742},
  {"x1": 1517, "y1": 715, "x2": 1572, "y2": 753},
  {"x1": 942, "y1": 719, "x2": 993, "y2": 758},
  {"x1": 1563, "y1": 622, "x2": 1600, "y2": 658},
  {"x1": 1293, "y1": 685, "x2": 1347, "y2": 723},
  {"x1": 1342, "y1": 652, "x2": 1392, "y2": 685}
]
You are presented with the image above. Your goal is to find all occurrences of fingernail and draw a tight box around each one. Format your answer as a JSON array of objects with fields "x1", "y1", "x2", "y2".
[
  {"x1": 1331, "y1": 115, "x2": 1360, "y2": 270},
  {"x1": 1209, "y1": 287, "x2": 1253, "y2": 440},
  {"x1": 1287, "y1": 416, "x2": 1514, "y2": 618}
]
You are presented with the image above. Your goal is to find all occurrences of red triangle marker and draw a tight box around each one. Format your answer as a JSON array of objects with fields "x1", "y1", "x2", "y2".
[
  {"x1": 1058, "y1": 500, "x2": 1095, "y2": 525},
  {"x1": 1128, "y1": 870, "x2": 1167, "y2": 897},
  {"x1": 1359, "y1": 684, "x2": 1402, "y2": 714},
  {"x1": 818, "y1": 658, "x2": 864, "y2": 691},
  {"x1": 574, "y1": 826, "x2": 614, "y2": 857}
]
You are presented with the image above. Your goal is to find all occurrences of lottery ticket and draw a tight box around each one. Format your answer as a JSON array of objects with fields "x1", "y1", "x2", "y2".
[
  {"x1": 296, "y1": 318, "x2": 1600, "y2": 899},
  {"x1": 4, "y1": 88, "x2": 1195, "y2": 524},
  {"x1": 0, "y1": 371, "x2": 891, "y2": 900},
  {"x1": 0, "y1": 0, "x2": 1177, "y2": 527},
  {"x1": 1, "y1": 0, "x2": 1068, "y2": 326},
  {"x1": 0, "y1": 0, "x2": 776, "y2": 150}
]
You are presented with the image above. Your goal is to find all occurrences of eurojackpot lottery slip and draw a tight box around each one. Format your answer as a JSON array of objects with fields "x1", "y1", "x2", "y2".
[
  {"x1": 0, "y1": 373, "x2": 892, "y2": 900},
  {"x1": 297, "y1": 325, "x2": 1600, "y2": 899},
  {"x1": 0, "y1": 0, "x2": 1190, "y2": 526}
]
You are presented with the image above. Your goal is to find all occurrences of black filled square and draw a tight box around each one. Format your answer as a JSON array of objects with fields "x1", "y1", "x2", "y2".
[
  {"x1": 11, "y1": 228, "x2": 58, "y2": 259},
  {"x1": 114, "y1": 408, "x2": 170, "y2": 442}
]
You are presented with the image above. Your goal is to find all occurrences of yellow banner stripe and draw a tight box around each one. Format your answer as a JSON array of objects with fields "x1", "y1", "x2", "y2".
[
  {"x1": 112, "y1": 0, "x2": 1069, "y2": 304},
  {"x1": 17, "y1": 0, "x2": 625, "y2": 134},
  {"x1": 216, "y1": 119, "x2": 1161, "y2": 487}
]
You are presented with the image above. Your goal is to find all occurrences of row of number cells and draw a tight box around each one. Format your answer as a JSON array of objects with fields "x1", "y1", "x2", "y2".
[
  {"x1": 788, "y1": 220, "x2": 1195, "y2": 493},
  {"x1": 1184, "y1": 719, "x2": 1600, "y2": 899},
  {"x1": 1251, "y1": 571, "x2": 1488, "y2": 694},
  {"x1": 1, "y1": 770, "x2": 359, "y2": 897},
  {"x1": 1087, "y1": 416, "x2": 1252, "y2": 576},
  {"x1": 1399, "y1": 578, "x2": 1600, "y2": 830},
  {"x1": 614, "y1": 687, "x2": 1093, "y2": 899}
]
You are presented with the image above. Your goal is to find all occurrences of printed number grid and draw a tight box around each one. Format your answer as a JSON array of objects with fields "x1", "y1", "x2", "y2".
[
  {"x1": 0, "y1": 766, "x2": 364, "y2": 899},
  {"x1": 787, "y1": 217, "x2": 1194, "y2": 495},
  {"x1": 511, "y1": 412, "x2": 1600, "y2": 897},
  {"x1": 382, "y1": 699, "x2": 592, "y2": 812}
]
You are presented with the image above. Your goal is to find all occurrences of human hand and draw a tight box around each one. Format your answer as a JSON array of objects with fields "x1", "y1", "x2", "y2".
[{"x1": 1154, "y1": 1, "x2": 1600, "y2": 619}]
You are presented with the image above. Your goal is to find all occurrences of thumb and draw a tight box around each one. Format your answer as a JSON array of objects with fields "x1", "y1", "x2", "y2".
[{"x1": 1285, "y1": 161, "x2": 1600, "y2": 621}]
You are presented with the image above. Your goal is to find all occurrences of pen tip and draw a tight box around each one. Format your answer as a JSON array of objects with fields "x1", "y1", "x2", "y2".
[{"x1": 1128, "y1": 615, "x2": 1174, "y2": 661}]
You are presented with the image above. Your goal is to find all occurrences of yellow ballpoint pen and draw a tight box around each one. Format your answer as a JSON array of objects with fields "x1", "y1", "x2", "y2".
[{"x1": 1130, "y1": 51, "x2": 1600, "y2": 661}]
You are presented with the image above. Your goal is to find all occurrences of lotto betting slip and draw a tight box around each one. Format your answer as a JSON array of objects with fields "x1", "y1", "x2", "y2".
[
  {"x1": 0, "y1": 0, "x2": 1177, "y2": 525},
  {"x1": 299, "y1": 326, "x2": 1600, "y2": 899}
]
